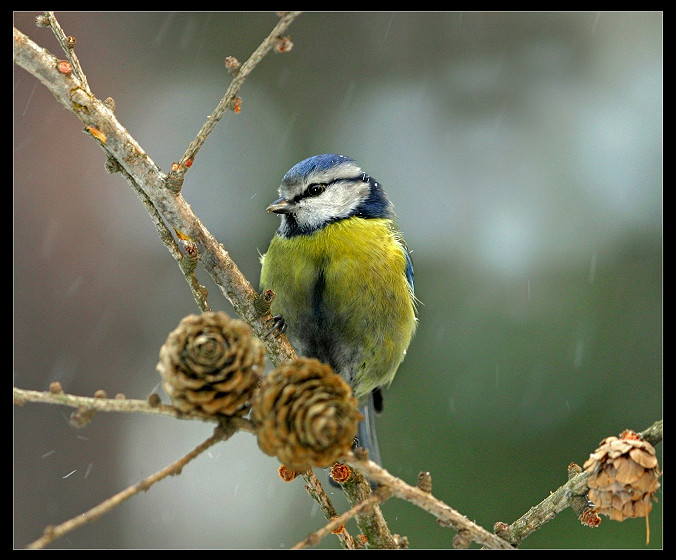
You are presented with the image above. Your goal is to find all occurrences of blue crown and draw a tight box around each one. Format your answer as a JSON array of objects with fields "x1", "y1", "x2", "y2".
[{"x1": 283, "y1": 154, "x2": 354, "y2": 183}]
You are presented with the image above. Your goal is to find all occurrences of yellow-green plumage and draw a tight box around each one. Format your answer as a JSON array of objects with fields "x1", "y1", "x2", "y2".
[
  {"x1": 260, "y1": 153, "x2": 416, "y2": 465},
  {"x1": 260, "y1": 217, "x2": 416, "y2": 399}
]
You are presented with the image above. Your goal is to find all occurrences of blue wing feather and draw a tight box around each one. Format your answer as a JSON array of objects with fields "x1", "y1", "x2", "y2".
[{"x1": 403, "y1": 247, "x2": 414, "y2": 293}]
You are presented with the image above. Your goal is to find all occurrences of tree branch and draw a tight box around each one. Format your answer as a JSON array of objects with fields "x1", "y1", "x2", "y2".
[
  {"x1": 13, "y1": 384, "x2": 663, "y2": 549},
  {"x1": 344, "y1": 451, "x2": 515, "y2": 549},
  {"x1": 26, "y1": 423, "x2": 236, "y2": 549},
  {"x1": 174, "y1": 11, "x2": 301, "y2": 173},
  {"x1": 13, "y1": 13, "x2": 662, "y2": 550},
  {"x1": 339, "y1": 467, "x2": 400, "y2": 548},
  {"x1": 299, "y1": 470, "x2": 361, "y2": 549},
  {"x1": 292, "y1": 484, "x2": 394, "y2": 550},
  {"x1": 495, "y1": 418, "x2": 663, "y2": 547},
  {"x1": 42, "y1": 11, "x2": 91, "y2": 93},
  {"x1": 13, "y1": 386, "x2": 255, "y2": 432},
  {"x1": 13, "y1": 18, "x2": 297, "y2": 366}
]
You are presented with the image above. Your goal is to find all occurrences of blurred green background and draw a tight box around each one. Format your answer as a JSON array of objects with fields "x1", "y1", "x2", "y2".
[{"x1": 14, "y1": 12, "x2": 661, "y2": 549}]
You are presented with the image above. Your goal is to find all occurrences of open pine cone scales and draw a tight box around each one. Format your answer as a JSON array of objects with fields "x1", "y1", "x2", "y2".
[
  {"x1": 252, "y1": 357, "x2": 362, "y2": 472},
  {"x1": 157, "y1": 312, "x2": 265, "y2": 417},
  {"x1": 583, "y1": 430, "x2": 661, "y2": 522}
]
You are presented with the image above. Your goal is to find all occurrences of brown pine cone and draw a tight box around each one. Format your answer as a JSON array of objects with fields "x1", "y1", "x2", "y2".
[
  {"x1": 251, "y1": 357, "x2": 362, "y2": 472},
  {"x1": 583, "y1": 429, "x2": 661, "y2": 521},
  {"x1": 157, "y1": 311, "x2": 265, "y2": 417}
]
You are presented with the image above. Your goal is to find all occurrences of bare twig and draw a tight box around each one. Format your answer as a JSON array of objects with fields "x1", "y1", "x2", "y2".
[
  {"x1": 116, "y1": 163, "x2": 211, "y2": 311},
  {"x1": 13, "y1": 19, "x2": 297, "y2": 365},
  {"x1": 12, "y1": 387, "x2": 255, "y2": 433},
  {"x1": 14, "y1": 13, "x2": 662, "y2": 551},
  {"x1": 300, "y1": 470, "x2": 360, "y2": 549},
  {"x1": 43, "y1": 11, "x2": 91, "y2": 92},
  {"x1": 495, "y1": 468, "x2": 592, "y2": 547},
  {"x1": 344, "y1": 451, "x2": 515, "y2": 549},
  {"x1": 340, "y1": 467, "x2": 399, "y2": 548},
  {"x1": 640, "y1": 418, "x2": 663, "y2": 447},
  {"x1": 495, "y1": 418, "x2": 664, "y2": 547},
  {"x1": 26, "y1": 423, "x2": 236, "y2": 549},
  {"x1": 174, "y1": 11, "x2": 301, "y2": 174},
  {"x1": 292, "y1": 484, "x2": 394, "y2": 550},
  {"x1": 19, "y1": 16, "x2": 209, "y2": 312},
  {"x1": 298, "y1": 458, "x2": 399, "y2": 549}
]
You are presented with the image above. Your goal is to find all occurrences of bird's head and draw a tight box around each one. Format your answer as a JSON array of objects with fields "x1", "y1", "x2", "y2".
[{"x1": 268, "y1": 154, "x2": 393, "y2": 236}]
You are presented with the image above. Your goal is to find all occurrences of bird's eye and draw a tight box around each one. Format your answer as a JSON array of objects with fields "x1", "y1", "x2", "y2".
[{"x1": 307, "y1": 183, "x2": 326, "y2": 197}]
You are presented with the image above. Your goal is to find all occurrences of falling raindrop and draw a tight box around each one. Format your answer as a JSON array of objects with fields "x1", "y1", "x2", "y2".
[
  {"x1": 22, "y1": 79, "x2": 38, "y2": 117},
  {"x1": 588, "y1": 252, "x2": 598, "y2": 284},
  {"x1": 591, "y1": 12, "x2": 602, "y2": 34},
  {"x1": 383, "y1": 13, "x2": 395, "y2": 40},
  {"x1": 309, "y1": 500, "x2": 320, "y2": 518},
  {"x1": 64, "y1": 277, "x2": 84, "y2": 299},
  {"x1": 574, "y1": 340, "x2": 584, "y2": 369},
  {"x1": 527, "y1": 278, "x2": 532, "y2": 304}
]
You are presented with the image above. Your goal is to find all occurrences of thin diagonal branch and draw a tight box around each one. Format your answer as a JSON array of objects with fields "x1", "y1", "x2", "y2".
[
  {"x1": 496, "y1": 418, "x2": 663, "y2": 547},
  {"x1": 300, "y1": 470, "x2": 360, "y2": 549},
  {"x1": 117, "y1": 162, "x2": 211, "y2": 311},
  {"x1": 26, "y1": 423, "x2": 236, "y2": 549},
  {"x1": 176, "y1": 11, "x2": 301, "y2": 170},
  {"x1": 340, "y1": 467, "x2": 399, "y2": 548},
  {"x1": 47, "y1": 11, "x2": 90, "y2": 91},
  {"x1": 13, "y1": 20, "x2": 297, "y2": 365},
  {"x1": 292, "y1": 485, "x2": 394, "y2": 550},
  {"x1": 344, "y1": 451, "x2": 515, "y2": 549}
]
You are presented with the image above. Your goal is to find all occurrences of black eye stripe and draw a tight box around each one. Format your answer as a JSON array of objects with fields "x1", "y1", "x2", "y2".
[
  {"x1": 291, "y1": 181, "x2": 328, "y2": 203},
  {"x1": 292, "y1": 174, "x2": 370, "y2": 204},
  {"x1": 292, "y1": 184, "x2": 323, "y2": 203}
]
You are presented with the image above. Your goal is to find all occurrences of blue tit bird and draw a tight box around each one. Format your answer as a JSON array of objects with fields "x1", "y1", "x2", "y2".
[{"x1": 259, "y1": 154, "x2": 417, "y2": 466}]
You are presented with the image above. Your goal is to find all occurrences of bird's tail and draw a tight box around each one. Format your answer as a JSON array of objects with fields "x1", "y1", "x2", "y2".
[
  {"x1": 328, "y1": 390, "x2": 381, "y2": 487},
  {"x1": 356, "y1": 390, "x2": 382, "y2": 466}
]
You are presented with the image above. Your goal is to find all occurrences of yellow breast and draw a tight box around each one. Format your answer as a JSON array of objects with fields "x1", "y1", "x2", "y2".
[{"x1": 260, "y1": 218, "x2": 416, "y2": 397}]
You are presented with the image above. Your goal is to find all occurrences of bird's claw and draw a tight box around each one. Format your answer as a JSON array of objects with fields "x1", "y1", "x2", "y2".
[{"x1": 265, "y1": 314, "x2": 287, "y2": 338}]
